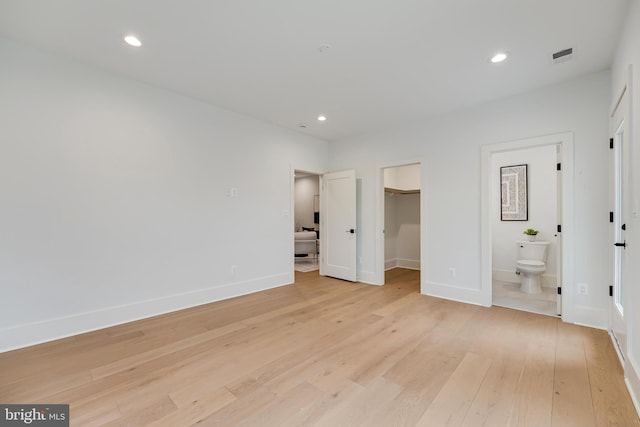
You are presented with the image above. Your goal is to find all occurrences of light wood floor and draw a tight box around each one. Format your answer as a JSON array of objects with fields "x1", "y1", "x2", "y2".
[{"x1": 1, "y1": 269, "x2": 638, "y2": 426}]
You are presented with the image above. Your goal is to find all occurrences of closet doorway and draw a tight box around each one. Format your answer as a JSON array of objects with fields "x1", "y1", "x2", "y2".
[{"x1": 382, "y1": 164, "x2": 421, "y2": 287}]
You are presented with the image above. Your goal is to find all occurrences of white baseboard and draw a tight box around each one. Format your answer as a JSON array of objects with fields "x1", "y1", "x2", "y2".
[
  {"x1": 568, "y1": 305, "x2": 608, "y2": 330},
  {"x1": 397, "y1": 258, "x2": 420, "y2": 270},
  {"x1": 385, "y1": 258, "x2": 420, "y2": 271},
  {"x1": 423, "y1": 281, "x2": 490, "y2": 307},
  {"x1": 609, "y1": 333, "x2": 640, "y2": 419},
  {"x1": 626, "y1": 355, "x2": 640, "y2": 419},
  {"x1": 0, "y1": 272, "x2": 293, "y2": 353},
  {"x1": 492, "y1": 268, "x2": 557, "y2": 288}
]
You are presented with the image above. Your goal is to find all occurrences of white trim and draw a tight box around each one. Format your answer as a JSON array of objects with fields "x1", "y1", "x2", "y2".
[
  {"x1": 609, "y1": 66, "x2": 639, "y2": 419},
  {"x1": 397, "y1": 258, "x2": 421, "y2": 270},
  {"x1": 569, "y1": 306, "x2": 608, "y2": 330},
  {"x1": 611, "y1": 85, "x2": 627, "y2": 118},
  {"x1": 481, "y1": 132, "x2": 575, "y2": 320},
  {"x1": 0, "y1": 272, "x2": 293, "y2": 353},
  {"x1": 385, "y1": 259, "x2": 397, "y2": 270},
  {"x1": 610, "y1": 329, "x2": 626, "y2": 367},
  {"x1": 385, "y1": 258, "x2": 421, "y2": 270},
  {"x1": 423, "y1": 281, "x2": 486, "y2": 307},
  {"x1": 626, "y1": 354, "x2": 640, "y2": 418}
]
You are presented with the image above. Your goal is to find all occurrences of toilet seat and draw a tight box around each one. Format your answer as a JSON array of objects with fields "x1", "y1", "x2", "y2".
[{"x1": 517, "y1": 259, "x2": 545, "y2": 268}]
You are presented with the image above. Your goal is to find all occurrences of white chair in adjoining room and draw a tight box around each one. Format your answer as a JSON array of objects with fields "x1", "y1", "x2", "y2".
[{"x1": 295, "y1": 231, "x2": 317, "y2": 258}]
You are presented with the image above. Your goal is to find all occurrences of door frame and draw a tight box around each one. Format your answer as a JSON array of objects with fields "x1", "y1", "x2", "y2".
[
  {"x1": 480, "y1": 133, "x2": 575, "y2": 315},
  {"x1": 609, "y1": 81, "x2": 631, "y2": 365},
  {"x1": 375, "y1": 158, "x2": 425, "y2": 287}
]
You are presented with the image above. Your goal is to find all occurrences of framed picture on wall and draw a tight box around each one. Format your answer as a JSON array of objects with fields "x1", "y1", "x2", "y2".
[{"x1": 500, "y1": 164, "x2": 528, "y2": 221}]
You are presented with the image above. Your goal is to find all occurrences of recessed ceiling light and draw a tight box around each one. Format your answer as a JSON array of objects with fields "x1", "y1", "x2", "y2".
[
  {"x1": 124, "y1": 35, "x2": 142, "y2": 47},
  {"x1": 317, "y1": 115, "x2": 327, "y2": 121},
  {"x1": 490, "y1": 52, "x2": 509, "y2": 63}
]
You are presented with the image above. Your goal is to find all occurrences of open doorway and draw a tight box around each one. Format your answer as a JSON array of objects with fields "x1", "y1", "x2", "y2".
[
  {"x1": 490, "y1": 145, "x2": 561, "y2": 316},
  {"x1": 294, "y1": 171, "x2": 320, "y2": 272},
  {"x1": 382, "y1": 163, "x2": 421, "y2": 290},
  {"x1": 481, "y1": 133, "x2": 574, "y2": 315}
]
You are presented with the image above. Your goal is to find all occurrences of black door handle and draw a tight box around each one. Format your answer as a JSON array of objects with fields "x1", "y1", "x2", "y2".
[
  {"x1": 614, "y1": 241, "x2": 626, "y2": 247},
  {"x1": 346, "y1": 229, "x2": 355, "y2": 234}
]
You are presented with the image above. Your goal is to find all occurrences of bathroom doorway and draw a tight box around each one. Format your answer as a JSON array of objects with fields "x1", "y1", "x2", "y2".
[
  {"x1": 490, "y1": 144, "x2": 562, "y2": 316},
  {"x1": 381, "y1": 163, "x2": 421, "y2": 289}
]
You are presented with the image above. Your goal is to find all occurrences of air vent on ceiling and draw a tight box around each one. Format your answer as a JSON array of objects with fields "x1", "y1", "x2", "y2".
[{"x1": 552, "y1": 47, "x2": 573, "y2": 64}]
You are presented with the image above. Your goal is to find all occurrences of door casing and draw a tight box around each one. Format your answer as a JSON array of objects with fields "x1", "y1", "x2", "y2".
[
  {"x1": 610, "y1": 85, "x2": 630, "y2": 363},
  {"x1": 480, "y1": 133, "x2": 574, "y2": 315}
]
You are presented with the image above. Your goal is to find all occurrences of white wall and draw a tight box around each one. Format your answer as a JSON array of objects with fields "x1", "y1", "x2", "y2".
[
  {"x1": 611, "y1": 0, "x2": 640, "y2": 414},
  {"x1": 329, "y1": 70, "x2": 611, "y2": 327},
  {"x1": 384, "y1": 163, "x2": 421, "y2": 190},
  {"x1": 492, "y1": 145, "x2": 557, "y2": 285},
  {"x1": 395, "y1": 193, "x2": 421, "y2": 269},
  {"x1": 294, "y1": 175, "x2": 319, "y2": 231},
  {"x1": 384, "y1": 192, "x2": 398, "y2": 267},
  {"x1": 0, "y1": 37, "x2": 328, "y2": 351},
  {"x1": 384, "y1": 193, "x2": 420, "y2": 270}
]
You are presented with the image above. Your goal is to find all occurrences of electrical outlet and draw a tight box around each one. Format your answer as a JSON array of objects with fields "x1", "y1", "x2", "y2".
[
  {"x1": 449, "y1": 267, "x2": 456, "y2": 277},
  {"x1": 231, "y1": 265, "x2": 237, "y2": 275},
  {"x1": 577, "y1": 283, "x2": 588, "y2": 295}
]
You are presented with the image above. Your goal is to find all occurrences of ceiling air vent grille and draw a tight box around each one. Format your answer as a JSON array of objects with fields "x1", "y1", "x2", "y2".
[{"x1": 552, "y1": 48, "x2": 573, "y2": 64}]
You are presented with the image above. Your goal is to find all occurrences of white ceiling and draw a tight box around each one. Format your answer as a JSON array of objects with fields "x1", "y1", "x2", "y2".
[{"x1": 0, "y1": 0, "x2": 630, "y2": 141}]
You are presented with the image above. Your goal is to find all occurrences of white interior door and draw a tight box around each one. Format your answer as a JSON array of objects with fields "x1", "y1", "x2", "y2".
[
  {"x1": 321, "y1": 170, "x2": 357, "y2": 281},
  {"x1": 556, "y1": 145, "x2": 563, "y2": 316},
  {"x1": 611, "y1": 88, "x2": 629, "y2": 360}
]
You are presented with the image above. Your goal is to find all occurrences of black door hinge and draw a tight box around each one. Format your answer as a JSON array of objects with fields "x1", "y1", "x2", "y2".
[
  {"x1": 609, "y1": 285, "x2": 613, "y2": 297},
  {"x1": 557, "y1": 287, "x2": 562, "y2": 295},
  {"x1": 610, "y1": 211, "x2": 614, "y2": 223},
  {"x1": 557, "y1": 162, "x2": 561, "y2": 171},
  {"x1": 557, "y1": 224, "x2": 561, "y2": 233},
  {"x1": 610, "y1": 138, "x2": 614, "y2": 149}
]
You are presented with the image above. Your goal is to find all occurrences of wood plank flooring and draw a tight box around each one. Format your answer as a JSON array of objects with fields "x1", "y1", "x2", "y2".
[{"x1": 1, "y1": 268, "x2": 638, "y2": 426}]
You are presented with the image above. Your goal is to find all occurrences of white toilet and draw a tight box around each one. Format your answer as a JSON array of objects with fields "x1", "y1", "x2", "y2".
[{"x1": 516, "y1": 241, "x2": 550, "y2": 294}]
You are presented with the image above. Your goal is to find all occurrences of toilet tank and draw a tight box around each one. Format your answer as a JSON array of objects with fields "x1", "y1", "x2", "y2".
[{"x1": 516, "y1": 241, "x2": 549, "y2": 261}]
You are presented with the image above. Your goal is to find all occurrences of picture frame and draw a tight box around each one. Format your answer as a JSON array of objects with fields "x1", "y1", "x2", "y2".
[{"x1": 500, "y1": 164, "x2": 528, "y2": 221}]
